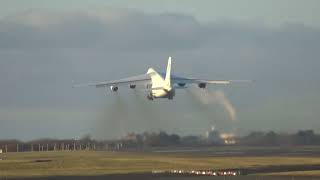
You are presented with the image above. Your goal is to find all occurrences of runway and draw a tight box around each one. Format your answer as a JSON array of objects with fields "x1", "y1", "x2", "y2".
[{"x1": 8, "y1": 174, "x2": 320, "y2": 180}]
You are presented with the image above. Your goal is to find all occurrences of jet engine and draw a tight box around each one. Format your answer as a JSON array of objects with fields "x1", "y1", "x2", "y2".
[
  {"x1": 129, "y1": 84, "x2": 136, "y2": 89},
  {"x1": 178, "y1": 83, "x2": 186, "y2": 87},
  {"x1": 110, "y1": 86, "x2": 118, "y2": 92},
  {"x1": 198, "y1": 83, "x2": 206, "y2": 88}
]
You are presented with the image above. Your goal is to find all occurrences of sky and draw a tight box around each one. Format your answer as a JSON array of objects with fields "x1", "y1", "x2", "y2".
[
  {"x1": 1, "y1": 0, "x2": 320, "y2": 27},
  {"x1": 0, "y1": 0, "x2": 320, "y2": 140}
]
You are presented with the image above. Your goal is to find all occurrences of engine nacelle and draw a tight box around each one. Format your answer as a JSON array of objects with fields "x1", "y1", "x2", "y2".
[
  {"x1": 110, "y1": 86, "x2": 118, "y2": 92},
  {"x1": 129, "y1": 84, "x2": 136, "y2": 89},
  {"x1": 178, "y1": 83, "x2": 186, "y2": 87},
  {"x1": 198, "y1": 83, "x2": 206, "y2": 88}
]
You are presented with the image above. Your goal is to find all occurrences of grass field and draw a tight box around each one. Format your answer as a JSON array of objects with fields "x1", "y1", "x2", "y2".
[
  {"x1": 263, "y1": 170, "x2": 320, "y2": 176},
  {"x1": 1, "y1": 149, "x2": 320, "y2": 178}
]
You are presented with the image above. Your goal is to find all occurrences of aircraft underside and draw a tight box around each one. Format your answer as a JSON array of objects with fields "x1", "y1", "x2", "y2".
[{"x1": 147, "y1": 89, "x2": 175, "y2": 100}]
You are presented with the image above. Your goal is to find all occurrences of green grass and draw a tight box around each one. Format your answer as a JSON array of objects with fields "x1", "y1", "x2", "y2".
[
  {"x1": 261, "y1": 171, "x2": 320, "y2": 176},
  {"x1": 1, "y1": 150, "x2": 320, "y2": 177}
]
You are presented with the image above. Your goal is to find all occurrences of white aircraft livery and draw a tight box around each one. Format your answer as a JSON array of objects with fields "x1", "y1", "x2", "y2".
[{"x1": 73, "y1": 57, "x2": 242, "y2": 100}]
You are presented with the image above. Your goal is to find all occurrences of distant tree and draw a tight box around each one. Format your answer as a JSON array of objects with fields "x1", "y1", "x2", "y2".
[
  {"x1": 181, "y1": 136, "x2": 201, "y2": 145},
  {"x1": 159, "y1": 131, "x2": 170, "y2": 145},
  {"x1": 265, "y1": 131, "x2": 278, "y2": 146},
  {"x1": 240, "y1": 131, "x2": 265, "y2": 146},
  {"x1": 294, "y1": 130, "x2": 316, "y2": 145},
  {"x1": 144, "y1": 132, "x2": 160, "y2": 146},
  {"x1": 142, "y1": 131, "x2": 180, "y2": 146},
  {"x1": 169, "y1": 134, "x2": 180, "y2": 145}
]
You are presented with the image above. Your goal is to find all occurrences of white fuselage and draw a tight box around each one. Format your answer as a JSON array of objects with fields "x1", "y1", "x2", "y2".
[
  {"x1": 153, "y1": 89, "x2": 168, "y2": 98},
  {"x1": 146, "y1": 68, "x2": 173, "y2": 99}
]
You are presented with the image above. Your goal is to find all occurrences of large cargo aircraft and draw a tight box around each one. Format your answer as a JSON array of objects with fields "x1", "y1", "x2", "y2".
[{"x1": 73, "y1": 57, "x2": 247, "y2": 100}]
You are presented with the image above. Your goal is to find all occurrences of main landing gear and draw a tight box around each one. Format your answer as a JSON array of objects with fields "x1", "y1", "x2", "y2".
[{"x1": 147, "y1": 92, "x2": 154, "y2": 101}]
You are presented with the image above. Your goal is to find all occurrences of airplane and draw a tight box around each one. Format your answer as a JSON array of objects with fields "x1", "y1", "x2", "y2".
[{"x1": 73, "y1": 57, "x2": 246, "y2": 100}]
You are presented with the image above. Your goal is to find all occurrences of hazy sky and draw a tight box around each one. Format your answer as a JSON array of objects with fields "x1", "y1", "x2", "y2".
[
  {"x1": 0, "y1": 1, "x2": 320, "y2": 140},
  {"x1": 1, "y1": 0, "x2": 320, "y2": 27}
]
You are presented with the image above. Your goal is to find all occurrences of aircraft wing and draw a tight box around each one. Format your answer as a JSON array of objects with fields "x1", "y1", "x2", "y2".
[
  {"x1": 172, "y1": 75, "x2": 251, "y2": 86},
  {"x1": 73, "y1": 74, "x2": 151, "y2": 88},
  {"x1": 172, "y1": 76, "x2": 230, "y2": 85}
]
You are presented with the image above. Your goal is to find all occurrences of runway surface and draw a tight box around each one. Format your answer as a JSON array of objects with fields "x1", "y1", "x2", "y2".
[{"x1": 9, "y1": 174, "x2": 320, "y2": 180}]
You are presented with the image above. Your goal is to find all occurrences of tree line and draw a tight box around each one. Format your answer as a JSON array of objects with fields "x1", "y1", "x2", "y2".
[
  {"x1": 1, "y1": 130, "x2": 320, "y2": 152},
  {"x1": 121, "y1": 130, "x2": 320, "y2": 147},
  {"x1": 239, "y1": 130, "x2": 320, "y2": 146}
]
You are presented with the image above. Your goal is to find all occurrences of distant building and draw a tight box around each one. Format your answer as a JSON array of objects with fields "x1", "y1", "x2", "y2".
[
  {"x1": 123, "y1": 132, "x2": 138, "y2": 142},
  {"x1": 206, "y1": 126, "x2": 223, "y2": 144},
  {"x1": 220, "y1": 133, "x2": 236, "y2": 145}
]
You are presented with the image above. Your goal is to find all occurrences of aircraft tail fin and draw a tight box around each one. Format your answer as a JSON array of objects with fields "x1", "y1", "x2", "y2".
[{"x1": 164, "y1": 56, "x2": 172, "y2": 87}]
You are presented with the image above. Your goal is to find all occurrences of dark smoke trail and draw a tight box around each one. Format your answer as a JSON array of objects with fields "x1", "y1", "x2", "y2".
[{"x1": 95, "y1": 93, "x2": 129, "y2": 139}]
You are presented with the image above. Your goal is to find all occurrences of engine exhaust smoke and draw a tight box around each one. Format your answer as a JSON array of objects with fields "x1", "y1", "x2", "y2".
[{"x1": 188, "y1": 88, "x2": 237, "y2": 121}]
